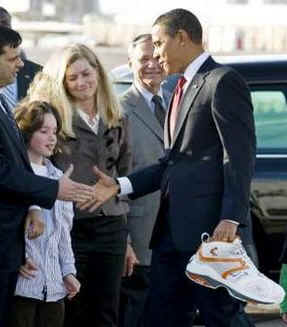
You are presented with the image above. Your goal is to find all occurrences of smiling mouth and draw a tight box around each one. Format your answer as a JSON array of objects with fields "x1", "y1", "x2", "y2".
[
  {"x1": 46, "y1": 145, "x2": 55, "y2": 151},
  {"x1": 146, "y1": 72, "x2": 161, "y2": 76}
]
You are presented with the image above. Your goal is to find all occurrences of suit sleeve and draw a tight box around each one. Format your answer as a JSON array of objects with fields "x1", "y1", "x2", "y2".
[
  {"x1": 211, "y1": 69, "x2": 256, "y2": 225},
  {"x1": 128, "y1": 161, "x2": 166, "y2": 199},
  {"x1": 117, "y1": 116, "x2": 133, "y2": 176},
  {"x1": 0, "y1": 152, "x2": 58, "y2": 209}
]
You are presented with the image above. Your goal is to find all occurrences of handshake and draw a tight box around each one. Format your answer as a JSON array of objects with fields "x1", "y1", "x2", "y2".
[
  {"x1": 57, "y1": 165, "x2": 120, "y2": 211},
  {"x1": 26, "y1": 166, "x2": 118, "y2": 240}
]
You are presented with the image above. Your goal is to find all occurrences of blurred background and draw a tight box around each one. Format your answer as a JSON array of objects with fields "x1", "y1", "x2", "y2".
[{"x1": 1, "y1": 0, "x2": 287, "y2": 70}]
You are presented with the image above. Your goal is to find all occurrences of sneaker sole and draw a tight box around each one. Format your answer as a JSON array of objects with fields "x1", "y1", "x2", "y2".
[
  {"x1": 185, "y1": 271, "x2": 265, "y2": 304},
  {"x1": 186, "y1": 262, "x2": 276, "y2": 305}
]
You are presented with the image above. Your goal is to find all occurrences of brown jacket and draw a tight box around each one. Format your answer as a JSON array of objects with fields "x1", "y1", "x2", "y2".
[{"x1": 53, "y1": 112, "x2": 132, "y2": 219}]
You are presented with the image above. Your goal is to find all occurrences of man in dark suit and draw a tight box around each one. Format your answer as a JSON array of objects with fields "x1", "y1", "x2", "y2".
[
  {"x1": 0, "y1": 6, "x2": 42, "y2": 108},
  {"x1": 82, "y1": 8, "x2": 256, "y2": 327},
  {"x1": 119, "y1": 33, "x2": 172, "y2": 327},
  {"x1": 0, "y1": 27, "x2": 94, "y2": 326}
]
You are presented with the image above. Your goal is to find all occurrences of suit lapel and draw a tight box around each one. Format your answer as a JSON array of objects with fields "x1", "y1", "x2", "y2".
[
  {"x1": 17, "y1": 71, "x2": 33, "y2": 100},
  {"x1": 169, "y1": 56, "x2": 217, "y2": 147},
  {"x1": 0, "y1": 108, "x2": 30, "y2": 164},
  {"x1": 171, "y1": 74, "x2": 206, "y2": 146},
  {"x1": 73, "y1": 112, "x2": 95, "y2": 135},
  {"x1": 164, "y1": 92, "x2": 175, "y2": 148},
  {"x1": 128, "y1": 85, "x2": 164, "y2": 143}
]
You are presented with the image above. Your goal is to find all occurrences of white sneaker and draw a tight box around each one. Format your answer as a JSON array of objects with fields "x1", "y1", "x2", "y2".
[{"x1": 186, "y1": 233, "x2": 285, "y2": 304}]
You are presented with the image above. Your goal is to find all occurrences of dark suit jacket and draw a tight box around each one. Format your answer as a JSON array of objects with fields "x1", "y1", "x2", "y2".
[
  {"x1": 0, "y1": 108, "x2": 58, "y2": 271},
  {"x1": 128, "y1": 56, "x2": 256, "y2": 253},
  {"x1": 17, "y1": 59, "x2": 41, "y2": 101},
  {"x1": 121, "y1": 84, "x2": 171, "y2": 265}
]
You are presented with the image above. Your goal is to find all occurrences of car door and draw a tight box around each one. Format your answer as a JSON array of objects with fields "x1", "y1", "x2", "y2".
[{"x1": 249, "y1": 82, "x2": 287, "y2": 277}]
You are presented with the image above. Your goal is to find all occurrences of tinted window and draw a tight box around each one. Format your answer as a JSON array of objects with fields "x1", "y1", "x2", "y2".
[
  {"x1": 250, "y1": 85, "x2": 287, "y2": 150},
  {"x1": 113, "y1": 82, "x2": 131, "y2": 95}
]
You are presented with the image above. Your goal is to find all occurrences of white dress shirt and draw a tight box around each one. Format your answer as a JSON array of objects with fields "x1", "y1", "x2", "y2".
[
  {"x1": 2, "y1": 80, "x2": 18, "y2": 110},
  {"x1": 134, "y1": 80, "x2": 166, "y2": 114},
  {"x1": 78, "y1": 109, "x2": 100, "y2": 135}
]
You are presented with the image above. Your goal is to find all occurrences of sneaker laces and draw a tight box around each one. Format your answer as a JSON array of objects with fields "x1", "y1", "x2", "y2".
[{"x1": 229, "y1": 240, "x2": 260, "y2": 278}]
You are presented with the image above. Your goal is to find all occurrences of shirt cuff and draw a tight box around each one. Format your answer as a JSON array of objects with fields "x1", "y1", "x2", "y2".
[
  {"x1": 28, "y1": 206, "x2": 41, "y2": 211},
  {"x1": 223, "y1": 219, "x2": 239, "y2": 225},
  {"x1": 117, "y1": 177, "x2": 133, "y2": 196},
  {"x1": 62, "y1": 263, "x2": 77, "y2": 277}
]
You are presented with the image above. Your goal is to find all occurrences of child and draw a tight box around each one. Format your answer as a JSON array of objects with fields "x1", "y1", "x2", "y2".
[{"x1": 11, "y1": 100, "x2": 80, "y2": 327}]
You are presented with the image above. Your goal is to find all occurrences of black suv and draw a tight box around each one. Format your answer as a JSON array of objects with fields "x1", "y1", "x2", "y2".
[{"x1": 111, "y1": 55, "x2": 287, "y2": 281}]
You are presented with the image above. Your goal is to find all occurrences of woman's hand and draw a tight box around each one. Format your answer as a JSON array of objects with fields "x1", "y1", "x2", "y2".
[{"x1": 123, "y1": 243, "x2": 139, "y2": 277}]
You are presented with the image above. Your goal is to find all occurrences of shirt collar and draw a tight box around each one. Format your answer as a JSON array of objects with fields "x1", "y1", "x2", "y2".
[
  {"x1": 134, "y1": 80, "x2": 164, "y2": 110},
  {"x1": 77, "y1": 108, "x2": 100, "y2": 134},
  {"x1": 0, "y1": 80, "x2": 17, "y2": 93},
  {"x1": 184, "y1": 52, "x2": 210, "y2": 85}
]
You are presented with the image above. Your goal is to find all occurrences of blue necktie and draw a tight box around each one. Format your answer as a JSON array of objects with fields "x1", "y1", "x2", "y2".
[{"x1": 0, "y1": 93, "x2": 20, "y2": 139}]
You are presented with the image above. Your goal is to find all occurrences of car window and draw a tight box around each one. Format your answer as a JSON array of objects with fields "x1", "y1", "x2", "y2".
[
  {"x1": 113, "y1": 82, "x2": 131, "y2": 95},
  {"x1": 250, "y1": 85, "x2": 287, "y2": 151}
]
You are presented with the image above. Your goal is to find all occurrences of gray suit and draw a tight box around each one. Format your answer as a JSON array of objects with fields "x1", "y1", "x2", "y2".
[
  {"x1": 121, "y1": 84, "x2": 172, "y2": 265},
  {"x1": 118, "y1": 84, "x2": 172, "y2": 327}
]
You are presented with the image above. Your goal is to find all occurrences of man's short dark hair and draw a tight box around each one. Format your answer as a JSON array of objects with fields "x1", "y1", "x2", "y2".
[
  {"x1": 0, "y1": 26, "x2": 22, "y2": 55},
  {"x1": 0, "y1": 7, "x2": 11, "y2": 28},
  {"x1": 153, "y1": 8, "x2": 202, "y2": 44}
]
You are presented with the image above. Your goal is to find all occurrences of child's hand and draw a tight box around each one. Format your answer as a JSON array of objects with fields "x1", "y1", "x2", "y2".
[
  {"x1": 282, "y1": 313, "x2": 287, "y2": 324},
  {"x1": 19, "y1": 258, "x2": 38, "y2": 279},
  {"x1": 25, "y1": 209, "x2": 45, "y2": 239},
  {"x1": 63, "y1": 274, "x2": 81, "y2": 300}
]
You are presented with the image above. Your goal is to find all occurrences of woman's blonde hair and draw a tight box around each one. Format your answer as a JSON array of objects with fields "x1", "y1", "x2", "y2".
[{"x1": 27, "y1": 43, "x2": 122, "y2": 138}]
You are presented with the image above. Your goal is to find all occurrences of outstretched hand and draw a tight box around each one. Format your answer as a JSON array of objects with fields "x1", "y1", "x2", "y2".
[
  {"x1": 58, "y1": 164, "x2": 95, "y2": 203},
  {"x1": 77, "y1": 166, "x2": 119, "y2": 212}
]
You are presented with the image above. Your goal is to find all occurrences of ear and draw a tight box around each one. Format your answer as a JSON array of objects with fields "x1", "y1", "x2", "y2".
[{"x1": 176, "y1": 29, "x2": 190, "y2": 46}]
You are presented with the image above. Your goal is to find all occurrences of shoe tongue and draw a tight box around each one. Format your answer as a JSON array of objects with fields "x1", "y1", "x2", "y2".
[{"x1": 232, "y1": 237, "x2": 242, "y2": 245}]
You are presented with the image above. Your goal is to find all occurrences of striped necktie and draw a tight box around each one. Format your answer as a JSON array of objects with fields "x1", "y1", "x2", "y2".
[{"x1": 0, "y1": 93, "x2": 20, "y2": 139}]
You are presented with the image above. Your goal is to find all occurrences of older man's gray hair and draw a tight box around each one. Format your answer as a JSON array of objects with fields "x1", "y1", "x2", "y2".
[{"x1": 128, "y1": 33, "x2": 152, "y2": 59}]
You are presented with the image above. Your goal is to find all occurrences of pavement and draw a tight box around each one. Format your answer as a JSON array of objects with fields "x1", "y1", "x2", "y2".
[
  {"x1": 255, "y1": 319, "x2": 286, "y2": 326},
  {"x1": 193, "y1": 303, "x2": 285, "y2": 326},
  {"x1": 194, "y1": 318, "x2": 285, "y2": 326}
]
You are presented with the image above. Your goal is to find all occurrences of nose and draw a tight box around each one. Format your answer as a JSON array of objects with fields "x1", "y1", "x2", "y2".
[
  {"x1": 75, "y1": 76, "x2": 86, "y2": 88},
  {"x1": 17, "y1": 57, "x2": 24, "y2": 69},
  {"x1": 49, "y1": 132, "x2": 57, "y2": 142},
  {"x1": 153, "y1": 48, "x2": 160, "y2": 60},
  {"x1": 148, "y1": 58, "x2": 158, "y2": 67}
]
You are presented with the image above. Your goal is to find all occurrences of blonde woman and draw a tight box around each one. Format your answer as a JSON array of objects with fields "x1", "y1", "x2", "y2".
[{"x1": 27, "y1": 44, "x2": 132, "y2": 327}]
